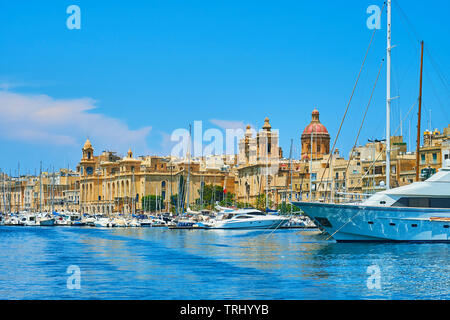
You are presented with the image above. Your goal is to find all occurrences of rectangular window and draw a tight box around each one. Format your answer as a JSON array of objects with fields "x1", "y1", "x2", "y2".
[
  {"x1": 429, "y1": 198, "x2": 450, "y2": 208},
  {"x1": 432, "y1": 153, "x2": 437, "y2": 164},
  {"x1": 409, "y1": 198, "x2": 430, "y2": 208},
  {"x1": 421, "y1": 154, "x2": 425, "y2": 164}
]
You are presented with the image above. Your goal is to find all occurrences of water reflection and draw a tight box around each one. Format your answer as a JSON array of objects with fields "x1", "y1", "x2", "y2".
[{"x1": 0, "y1": 226, "x2": 448, "y2": 299}]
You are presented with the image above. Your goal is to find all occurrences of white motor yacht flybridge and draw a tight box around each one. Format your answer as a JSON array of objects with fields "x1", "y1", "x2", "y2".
[
  {"x1": 207, "y1": 209, "x2": 289, "y2": 229},
  {"x1": 292, "y1": 0, "x2": 450, "y2": 242}
]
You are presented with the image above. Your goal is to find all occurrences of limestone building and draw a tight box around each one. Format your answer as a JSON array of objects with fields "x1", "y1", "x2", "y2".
[{"x1": 77, "y1": 139, "x2": 234, "y2": 215}]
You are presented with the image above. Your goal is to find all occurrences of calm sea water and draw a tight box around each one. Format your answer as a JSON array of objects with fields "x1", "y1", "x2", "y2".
[{"x1": 0, "y1": 226, "x2": 448, "y2": 300}]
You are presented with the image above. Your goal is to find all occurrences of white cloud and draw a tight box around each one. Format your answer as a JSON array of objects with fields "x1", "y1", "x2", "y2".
[
  {"x1": 209, "y1": 119, "x2": 247, "y2": 131},
  {"x1": 0, "y1": 90, "x2": 152, "y2": 153}
]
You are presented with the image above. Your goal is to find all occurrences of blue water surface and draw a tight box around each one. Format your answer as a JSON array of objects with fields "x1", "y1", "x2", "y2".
[{"x1": 0, "y1": 226, "x2": 448, "y2": 300}]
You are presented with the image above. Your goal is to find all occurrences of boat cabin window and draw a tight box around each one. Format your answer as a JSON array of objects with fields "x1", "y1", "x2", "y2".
[
  {"x1": 223, "y1": 214, "x2": 235, "y2": 220},
  {"x1": 392, "y1": 197, "x2": 450, "y2": 208},
  {"x1": 235, "y1": 215, "x2": 252, "y2": 219},
  {"x1": 246, "y1": 211, "x2": 265, "y2": 216}
]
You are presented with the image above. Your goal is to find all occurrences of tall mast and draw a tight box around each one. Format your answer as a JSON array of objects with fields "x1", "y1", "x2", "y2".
[
  {"x1": 289, "y1": 139, "x2": 293, "y2": 213},
  {"x1": 51, "y1": 166, "x2": 54, "y2": 213},
  {"x1": 309, "y1": 126, "x2": 313, "y2": 201},
  {"x1": 39, "y1": 161, "x2": 42, "y2": 212},
  {"x1": 415, "y1": 41, "x2": 424, "y2": 181},
  {"x1": 185, "y1": 124, "x2": 192, "y2": 211},
  {"x1": 9, "y1": 169, "x2": 12, "y2": 213},
  {"x1": 265, "y1": 133, "x2": 269, "y2": 210},
  {"x1": 1, "y1": 169, "x2": 5, "y2": 213},
  {"x1": 386, "y1": 0, "x2": 392, "y2": 190},
  {"x1": 18, "y1": 162, "x2": 21, "y2": 212}
]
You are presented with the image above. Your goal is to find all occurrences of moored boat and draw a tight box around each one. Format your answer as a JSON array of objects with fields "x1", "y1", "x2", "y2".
[
  {"x1": 292, "y1": 161, "x2": 450, "y2": 242},
  {"x1": 207, "y1": 209, "x2": 289, "y2": 229}
]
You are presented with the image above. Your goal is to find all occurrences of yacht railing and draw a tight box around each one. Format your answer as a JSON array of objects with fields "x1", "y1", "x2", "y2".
[{"x1": 334, "y1": 192, "x2": 373, "y2": 204}]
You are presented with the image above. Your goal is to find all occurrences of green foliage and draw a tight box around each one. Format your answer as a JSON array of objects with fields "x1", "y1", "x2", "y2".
[
  {"x1": 196, "y1": 184, "x2": 235, "y2": 209},
  {"x1": 235, "y1": 202, "x2": 252, "y2": 209},
  {"x1": 277, "y1": 202, "x2": 302, "y2": 214},
  {"x1": 141, "y1": 195, "x2": 165, "y2": 212},
  {"x1": 255, "y1": 194, "x2": 272, "y2": 211}
]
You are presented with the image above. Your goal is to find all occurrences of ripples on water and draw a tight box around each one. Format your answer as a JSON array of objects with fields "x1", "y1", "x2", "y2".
[{"x1": 0, "y1": 226, "x2": 448, "y2": 299}]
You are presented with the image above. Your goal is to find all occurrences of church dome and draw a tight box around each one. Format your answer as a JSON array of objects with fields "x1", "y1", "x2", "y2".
[
  {"x1": 301, "y1": 108, "x2": 330, "y2": 161},
  {"x1": 302, "y1": 109, "x2": 329, "y2": 135}
]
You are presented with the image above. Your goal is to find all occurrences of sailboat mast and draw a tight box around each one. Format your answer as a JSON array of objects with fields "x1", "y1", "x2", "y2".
[
  {"x1": 185, "y1": 124, "x2": 192, "y2": 211},
  {"x1": 39, "y1": 161, "x2": 42, "y2": 212},
  {"x1": 18, "y1": 162, "x2": 21, "y2": 212},
  {"x1": 265, "y1": 136, "x2": 269, "y2": 210},
  {"x1": 386, "y1": 0, "x2": 392, "y2": 190},
  {"x1": 289, "y1": 139, "x2": 293, "y2": 213},
  {"x1": 309, "y1": 127, "x2": 313, "y2": 201},
  {"x1": 415, "y1": 40, "x2": 424, "y2": 181}
]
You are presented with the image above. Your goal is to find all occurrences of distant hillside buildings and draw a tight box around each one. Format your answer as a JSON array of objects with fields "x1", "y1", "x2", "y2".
[{"x1": 1, "y1": 112, "x2": 449, "y2": 214}]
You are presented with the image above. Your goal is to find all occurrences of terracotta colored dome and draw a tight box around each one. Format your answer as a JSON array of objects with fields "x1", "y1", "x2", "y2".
[
  {"x1": 302, "y1": 122, "x2": 329, "y2": 135},
  {"x1": 302, "y1": 109, "x2": 329, "y2": 135}
]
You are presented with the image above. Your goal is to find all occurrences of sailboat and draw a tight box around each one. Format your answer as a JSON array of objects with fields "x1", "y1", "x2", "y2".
[
  {"x1": 169, "y1": 124, "x2": 204, "y2": 229},
  {"x1": 292, "y1": 0, "x2": 450, "y2": 242}
]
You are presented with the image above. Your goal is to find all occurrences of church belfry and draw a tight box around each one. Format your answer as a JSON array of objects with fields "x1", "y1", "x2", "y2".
[
  {"x1": 80, "y1": 138, "x2": 95, "y2": 176},
  {"x1": 82, "y1": 139, "x2": 94, "y2": 160}
]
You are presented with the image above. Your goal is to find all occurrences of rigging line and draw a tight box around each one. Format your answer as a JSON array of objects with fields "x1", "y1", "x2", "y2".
[
  {"x1": 342, "y1": 59, "x2": 385, "y2": 194},
  {"x1": 397, "y1": 45, "x2": 420, "y2": 88},
  {"x1": 316, "y1": 4, "x2": 386, "y2": 196},
  {"x1": 424, "y1": 47, "x2": 450, "y2": 91},
  {"x1": 392, "y1": 0, "x2": 421, "y2": 43},
  {"x1": 423, "y1": 68, "x2": 450, "y2": 124},
  {"x1": 325, "y1": 209, "x2": 363, "y2": 241},
  {"x1": 316, "y1": 2, "x2": 385, "y2": 200},
  {"x1": 394, "y1": 0, "x2": 449, "y2": 96},
  {"x1": 348, "y1": 150, "x2": 384, "y2": 194},
  {"x1": 348, "y1": 97, "x2": 414, "y2": 195},
  {"x1": 392, "y1": 99, "x2": 417, "y2": 136}
]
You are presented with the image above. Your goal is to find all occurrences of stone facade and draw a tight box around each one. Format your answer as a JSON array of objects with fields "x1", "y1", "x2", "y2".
[{"x1": 1, "y1": 121, "x2": 449, "y2": 213}]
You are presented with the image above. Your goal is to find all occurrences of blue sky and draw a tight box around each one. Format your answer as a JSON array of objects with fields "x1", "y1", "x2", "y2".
[{"x1": 0, "y1": 0, "x2": 449, "y2": 174}]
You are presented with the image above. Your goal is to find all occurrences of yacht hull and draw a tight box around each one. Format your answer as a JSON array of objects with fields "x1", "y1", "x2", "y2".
[
  {"x1": 210, "y1": 218, "x2": 288, "y2": 229},
  {"x1": 39, "y1": 219, "x2": 55, "y2": 226},
  {"x1": 292, "y1": 202, "x2": 450, "y2": 242}
]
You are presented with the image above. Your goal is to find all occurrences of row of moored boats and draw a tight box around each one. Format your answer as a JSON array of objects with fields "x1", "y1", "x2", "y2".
[{"x1": 0, "y1": 205, "x2": 317, "y2": 229}]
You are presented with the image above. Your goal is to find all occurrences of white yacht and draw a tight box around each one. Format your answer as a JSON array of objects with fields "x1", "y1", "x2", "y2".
[
  {"x1": 292, "y1": 1, "x2": 450, "y2": 242},
  {"x1": 292, "y1": 161, "x2": 450, "y2": 242},
  {"x1": 19, "y1": 213, "x2": 39, "y2": 226},
  {"x1": 207, "y1": 209, "x2": 289, "y2": 229},
  {"x1": 94, "y1": 217, "x2": 113, "y2": 228}
]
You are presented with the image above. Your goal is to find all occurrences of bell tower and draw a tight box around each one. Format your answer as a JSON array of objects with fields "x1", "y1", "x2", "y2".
[{"x1": 80, "y1": 138, "x2": 95, "y2": 176}]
